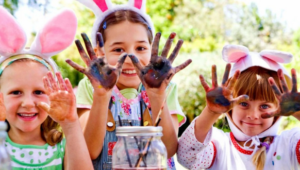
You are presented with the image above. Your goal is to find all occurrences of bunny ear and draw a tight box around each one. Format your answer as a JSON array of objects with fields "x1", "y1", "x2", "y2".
[
  {"x1": 0, "y1": 7, "x2": 27, "y2": 57},
  {"x1": 30, "y1": 9, "x2": 77, "y2": 58},
  {"x1": 222, "y1": 44, "x2": 249, "y2": 63},
  {"x1": 128, "y1": 0, "x2": 146, "y2": 11},
  {"x1": 77, "y1": 0, "x2": 113, "y2": 16},
  {"x1": 260, "y1": 50, "x2": 293, "y2": 64}
]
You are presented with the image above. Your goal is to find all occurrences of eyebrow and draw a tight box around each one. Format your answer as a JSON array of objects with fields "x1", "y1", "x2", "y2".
[{"x1": 109, "y1": 40, "x2": 148, "y2": 47}]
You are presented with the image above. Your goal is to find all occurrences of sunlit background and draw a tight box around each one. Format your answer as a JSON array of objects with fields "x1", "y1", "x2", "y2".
[{"x1": 2, "y1": 0, "x2": 300, "y2": 169}]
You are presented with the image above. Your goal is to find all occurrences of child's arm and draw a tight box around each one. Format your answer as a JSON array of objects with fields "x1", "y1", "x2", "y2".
[
  {"x1": 0, "y1": 93, "x2": 5, "y2": 121},
  {"x1": 38, "y1": 72, "x2": 93, "y2": 170},
  {"x1": 195, "y1": 64, "x2": 247, "y2": 142},
  {"x1": 264, "y1": 68, "x2": 300, "y2": 121},
  {"x1": 128, "y1": 32, "x2": 192, "y2": 158},
  {"x1": 66, "y1": 33, "x2": 126, "y2": 159}
]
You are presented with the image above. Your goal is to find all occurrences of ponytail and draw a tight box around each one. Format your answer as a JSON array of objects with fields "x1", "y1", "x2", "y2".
[{"x1": 252, "y1": 137, "x2": 272, "y2": 170}]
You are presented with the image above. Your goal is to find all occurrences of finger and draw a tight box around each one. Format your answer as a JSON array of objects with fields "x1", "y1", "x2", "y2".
[
  {"x1": 116, "y1": 53, "x2": 127, "y2": 71},
  {"x1": 64, "y1": 78, "x2": 74, "y2": 94},
  {"x1": 227, "y1": 70, "x2": 240, "y2": 90},
  {"x1": 37, "y1": 102, "x2": 50, "y2": 113},
  {"x1": 174, "y1": 59, "x2": 192, "y2": 73},
  {"x1": 47, "y1": 72, "x2": 58, "y2": 91},
  {"x1": 56, "y1": 72, "x2": 67, "y2": 91},
  {"x1": 261, "y1": 110, "x2": 280, "y2": 119},
  {"x1": 212, "y1": 65, "x2": 218, "y2": 88},
  {"x1": 75, "y1": 40, "x2": 91, "y2": 66},
  {"x1": 278, "y1": 69, "x2": 289, "y2": 93},
  {"x1": 151, "y1": 33, "x2": 161, "y2": 62},
  {"x1": 43, "y1": 77, "x2": 52, "y2": 95},
  {"x1": 81, "y1": 33, "x2": 97, "y2": 60},
  {"x1": 96, "y1": 32, "x2": 105, "y2": 57},
  {"x1": 199, "y1": 75, "x2": 210, "y2": 92},
  {"x1": 65, "y1": 59, "x2": 87, "y2": 74},
  {"x1": 268, "y1": 77, "x2": 282, "y2": 98},
  {"x1": 222, "y1": 64, "x2": 231, "y2": 86},
  {"x1": 128, "y1": 54, "x2": 144, "y2": 72},
  {"x1": 231, "y1": 94, "x2": 249, "y2": 103},
  {"x1": 161, "y1": 32, "x2": 176, "y2": 57},
  {"x1": 291, "y1": 68, "x2": 297, "y2": 93},
  {"x1": 168, "y1": 39, "x2": 183, "y2": 64}
]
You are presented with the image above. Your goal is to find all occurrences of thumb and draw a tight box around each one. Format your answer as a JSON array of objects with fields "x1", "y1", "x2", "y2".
[
  {"x1": 37, "y1": 102, "x2": 50, "y2": 113},
  {"x1": 231, "y1": 94, "x2": 249, "y2": 103}
]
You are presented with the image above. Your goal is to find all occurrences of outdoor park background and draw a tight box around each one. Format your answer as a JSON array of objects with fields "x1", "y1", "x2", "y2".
[{"x1": 2, "y1": 0, "x2": 300, "y2": 169}]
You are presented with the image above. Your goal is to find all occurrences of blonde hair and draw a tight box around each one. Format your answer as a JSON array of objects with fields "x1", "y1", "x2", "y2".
[
  {"x1": 1, "y1": 58, "x2": 63, "y2": 146},
  {"x1": 231, "y1": 66, "x2": 290, "y2": 170}
]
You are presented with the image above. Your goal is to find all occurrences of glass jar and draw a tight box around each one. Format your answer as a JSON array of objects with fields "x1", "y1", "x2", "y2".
[{"x1": 112, "y1": 126, "x2": 167, "y2": 170}]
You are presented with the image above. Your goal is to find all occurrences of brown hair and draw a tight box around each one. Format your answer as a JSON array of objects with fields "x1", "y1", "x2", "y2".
[
  {"x1": 231, "y1": 66, "x2": 290, "y2": 170},
  {"x1": 232, "y1": 66, "x2": 284, "y2": 104},
  {"x1": 1, "y1": 59, "x2": 63, "y2": 146},
  {"x1": 98, "y1": 10, "x2": 153, "y2": 43}
]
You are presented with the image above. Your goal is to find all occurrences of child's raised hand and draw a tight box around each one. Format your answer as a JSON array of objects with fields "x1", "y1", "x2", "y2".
[
  {"x1": 262, "y1": 69, "x2": 300, "y2": 118},
  {"x1": 0, "y1": 93, "x2": 6, "y2": 121},
  {"x1": 128, "y1": 32, "x2": 192, "y2": 93},
  {"x1": 66, "y1": 33, "x2": 127, "y2": 95},
  {"x1": 200, "y1": 64, "x2": 248, "y2": 114},
  {"x1": 38, "y1": 72, "x2": 77, "y2": 124}
]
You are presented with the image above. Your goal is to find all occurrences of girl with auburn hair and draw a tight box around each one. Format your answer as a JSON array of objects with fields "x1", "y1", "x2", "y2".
[
  {"x1": 0, "y1": 7, "x2": 93, "y2": 169},
  {"x1": 66, "y1": 0, "x2": 192, "y2": 169},
  {"x1": 177, "y1": 44, "x2": 300, "y2": 170}
]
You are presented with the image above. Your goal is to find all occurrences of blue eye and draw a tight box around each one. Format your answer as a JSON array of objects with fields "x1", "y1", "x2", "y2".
[
  {"x1": 261, "y1": 104, "x2": 270, "y2": 109},
  {"x1": 240, "y1": 102, "x2": 248, "y2": 107}
]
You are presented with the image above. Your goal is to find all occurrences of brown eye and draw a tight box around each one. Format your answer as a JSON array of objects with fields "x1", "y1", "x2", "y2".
[
  {"x1": 11, "y1": 91, "x2": 21, "y2": 95},
  {"x1": 34, "y1": 90, "x2": 44, "y2": 95},
  {"x1": 137, "y1": 47, "x2": 146, "y2": 51}
]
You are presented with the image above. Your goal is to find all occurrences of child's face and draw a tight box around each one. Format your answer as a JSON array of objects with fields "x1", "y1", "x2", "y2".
[
  {"x1": 231, "y1": 100, "x2": 276, "y2": 136},
  {"x1": 103, "y1": 20, "x2": 151, "y2": 90},
  {"x1": 0, "y1": 61, "x2": 49, "y2": 133}
]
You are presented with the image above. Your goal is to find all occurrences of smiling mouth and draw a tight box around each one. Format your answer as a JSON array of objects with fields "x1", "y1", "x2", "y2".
[
  {"x1": 242, "y1": 122, "x2": 261, "y2": 126},
  {"x1": 18, "y1": 113, "x2": 38, "y2": 118},
  {"x1": 122, "y1": 69, "x2": 137, "y2": 75}
]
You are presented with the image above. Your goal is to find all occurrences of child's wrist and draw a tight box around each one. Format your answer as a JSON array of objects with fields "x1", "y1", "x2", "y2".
[{"x1": 59, "y1": 120, "x2": 81, "y2": 133}]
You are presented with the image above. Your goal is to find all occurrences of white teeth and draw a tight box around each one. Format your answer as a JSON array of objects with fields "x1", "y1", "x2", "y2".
[
  {"x1": 20, "y1": 114, "x2": 36, "y2": 117},
  {"x1": 123, "y1": 70, "x2": 136, "y2": 74}
]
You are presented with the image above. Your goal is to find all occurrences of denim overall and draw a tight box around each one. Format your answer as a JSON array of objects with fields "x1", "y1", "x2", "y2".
[{"x1": 92, "y1": 86, "x2": 176, "y2": 170}]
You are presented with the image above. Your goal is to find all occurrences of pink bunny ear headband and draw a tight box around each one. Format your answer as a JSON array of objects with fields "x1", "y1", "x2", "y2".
[
  {"x1": 77, "y1": 0, "x2": 155, "y2": 47},
  {"x1": 0, "y1": 7, "x2": 77, "y2": 75},
  {"x1": 222, "y1": 44, "x2": 293, "y2": 78}
]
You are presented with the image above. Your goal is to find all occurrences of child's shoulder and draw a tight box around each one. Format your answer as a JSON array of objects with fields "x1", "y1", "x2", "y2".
[{"x1": 5, "y1": 137, "x2": 66, "y2": 168}]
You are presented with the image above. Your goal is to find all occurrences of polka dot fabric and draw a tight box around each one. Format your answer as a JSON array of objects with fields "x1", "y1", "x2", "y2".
[{"x1": 178, "y1": 119, "x2": 216, "y2": 169}]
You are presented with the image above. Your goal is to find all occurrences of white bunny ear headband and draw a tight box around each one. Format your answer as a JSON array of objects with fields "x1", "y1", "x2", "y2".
[
  {"x1": 0, "y1": 7, "x2": 77, "y2": 75},
  {"x1": 77, "y1": 0, "x2": 154, "y2": 47},
  {"x1": 222, "y1": 44, "x2": 293, "y2": 78}
]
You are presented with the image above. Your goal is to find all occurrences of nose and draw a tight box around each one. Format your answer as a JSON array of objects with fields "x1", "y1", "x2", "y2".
[
  {"x1": 246, "y1": 110, "x2": 260, "y2": 120},
  {"x1": 21, "y1": 94, "x2": 36, "y2": 109}
]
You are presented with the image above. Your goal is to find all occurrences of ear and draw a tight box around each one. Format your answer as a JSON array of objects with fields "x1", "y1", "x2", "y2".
[
  {"x1": 0, "y1": 7, "x2": 27, "y2": 57},
  {"x1": 30, "y1": 9, "x2": 77, "y2": 58},
  {"x1": 129, "y1": 0, "x2": 146, "y2": 12},
  {"x1": 222, "y1": 44, "x2": 249, "y2": 63},
  {"x1": 260, "y1": 50, "x2": 293, "y2": 64},
  {"x1": 77, "y1": 0, "x2": 113, "y2": 16}
]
